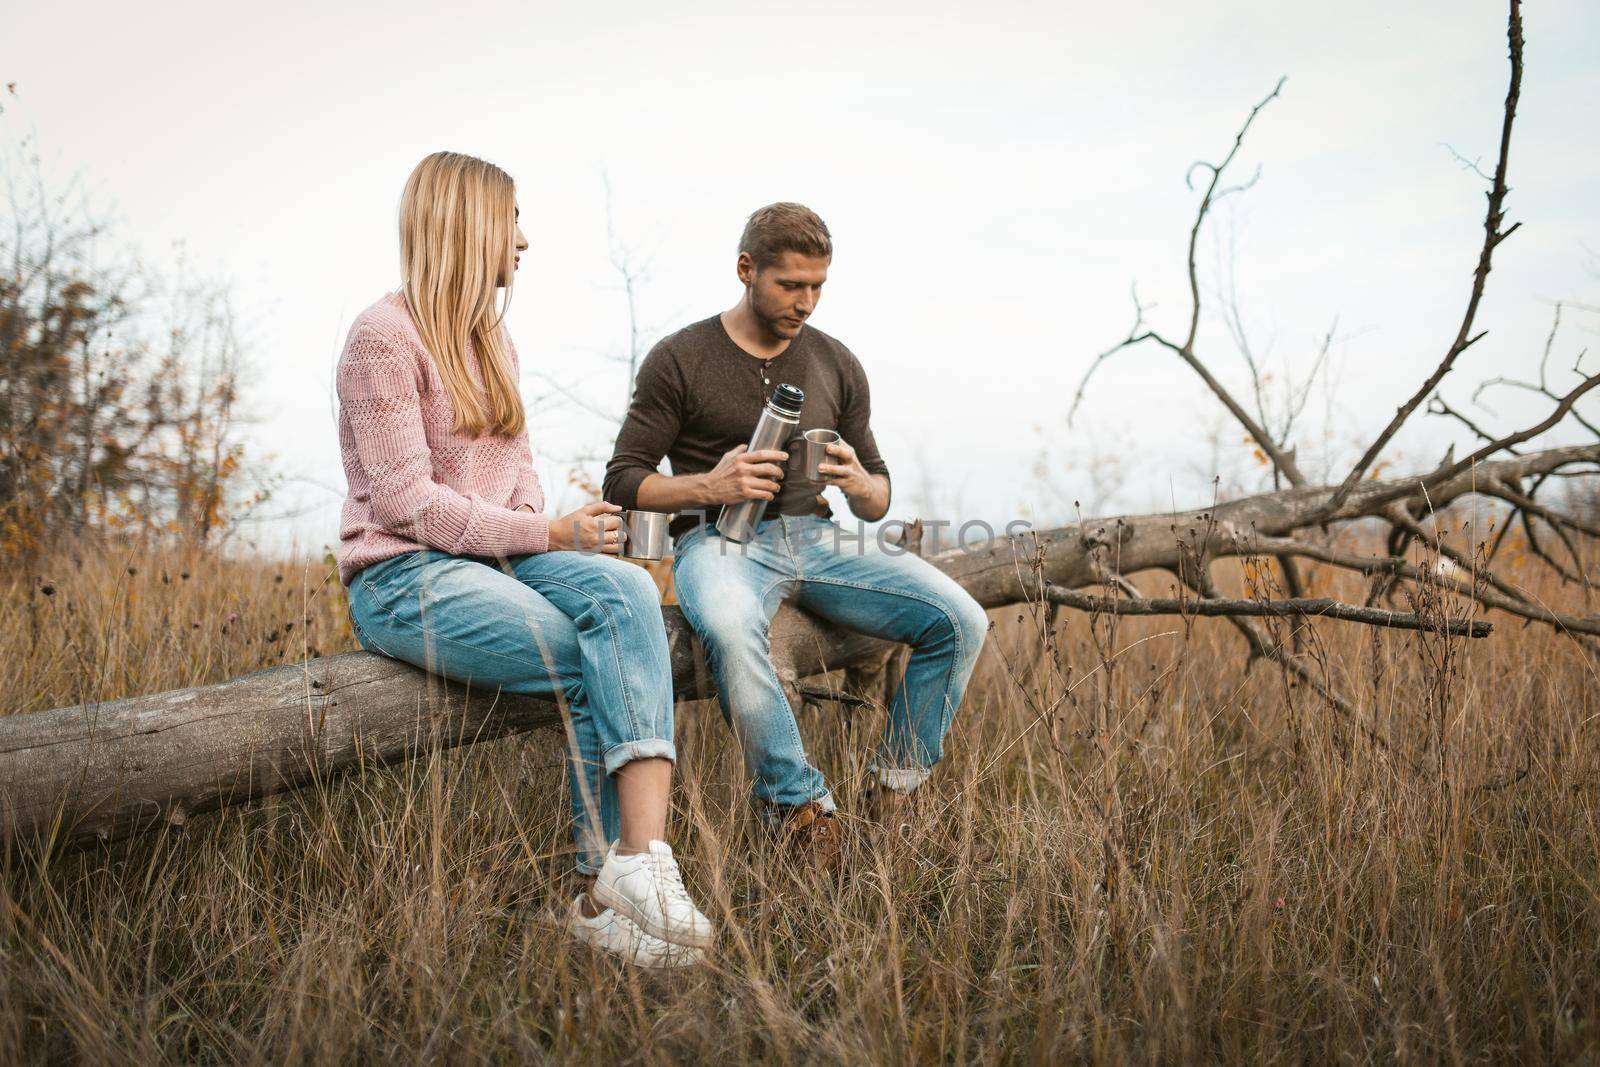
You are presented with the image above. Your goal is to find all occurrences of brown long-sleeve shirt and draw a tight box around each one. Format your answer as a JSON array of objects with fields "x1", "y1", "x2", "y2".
[{"x1": 603, "y1": 314, "x2": 891, "y2": 542}]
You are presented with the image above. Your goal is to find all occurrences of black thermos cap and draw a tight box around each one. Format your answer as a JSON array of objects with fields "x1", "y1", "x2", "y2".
[{"x1": 769, "y1": 383, "x2": 804, "y2": 417}]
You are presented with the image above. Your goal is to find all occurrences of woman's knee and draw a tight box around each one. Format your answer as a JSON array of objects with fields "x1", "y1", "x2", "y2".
[
  {"x1": 532, "y1": 558, "x2": 654, "y2": 640},
  {"x1": 585, "y1": 557, "x2": 662, "y2": 616},
  {"x1": 617, "y1": 559, "x2": 664, "y2": 606}
]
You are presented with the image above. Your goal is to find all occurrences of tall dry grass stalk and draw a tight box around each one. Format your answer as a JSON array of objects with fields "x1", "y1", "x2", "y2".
[{"x1": 2, "y1": 526, "x2": 1597, "y2": 1064}]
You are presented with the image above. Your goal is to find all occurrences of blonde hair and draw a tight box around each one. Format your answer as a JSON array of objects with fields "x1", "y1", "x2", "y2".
[{"x1": 398, "y1": 151, "x2": 523, "y2": 438}]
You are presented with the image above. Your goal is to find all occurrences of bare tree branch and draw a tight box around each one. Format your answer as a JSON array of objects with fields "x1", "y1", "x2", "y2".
[
  {"x1": 1472, "y1": 304, "x2": 1600, "y2": 439},
  {"x1": 1043, "y1": 585, "x2": 1490, "y2": 637},
  {"x1": 1325, "y1": 0, "x2": 1524, "y2": 516},
  {"x1": 1072, "y1": 78, "x2": 1308, "y2": 489}
]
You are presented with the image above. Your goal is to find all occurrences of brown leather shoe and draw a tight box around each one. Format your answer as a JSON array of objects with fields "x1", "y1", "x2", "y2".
[
  {"x1": 864, "y1": 785, "x2": 918, "y2": 832},
  {"x1": 771, "y1": 800, "x2": 842, "y2": 872}
]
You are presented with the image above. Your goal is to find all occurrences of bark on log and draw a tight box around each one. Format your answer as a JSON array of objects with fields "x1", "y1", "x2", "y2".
[
  {"x1": 3, "y1": 444, "x2": 1595, "y2": 855},
  {"x1": 0, "y1": 602, "x2": 899, "y2": 855}
]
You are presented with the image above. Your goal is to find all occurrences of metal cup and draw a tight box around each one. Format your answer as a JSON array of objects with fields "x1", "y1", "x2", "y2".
[
  {"x1": 804, "y1": 428, "x2": 842, "y2": 481},
  {"x1": 619, "y1": 509, "x2": 670, "y2": 561}
]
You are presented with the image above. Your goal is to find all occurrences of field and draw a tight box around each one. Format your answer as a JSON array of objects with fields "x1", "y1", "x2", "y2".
[{"x1": 2, "y1": 529, "x2": 1597, "y2": 1065}]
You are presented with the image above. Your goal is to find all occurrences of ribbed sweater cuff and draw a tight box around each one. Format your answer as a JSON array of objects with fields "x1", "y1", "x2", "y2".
[
  {"x1": 497, "y1": 508, "x2": 551, "y2": 555},
  {"x1": 436, "y1": 502, "x2": 550, "y2": 557}
]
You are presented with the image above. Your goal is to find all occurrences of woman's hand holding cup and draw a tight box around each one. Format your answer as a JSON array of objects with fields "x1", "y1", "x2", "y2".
[{"x1": 546, "y1": 501, "x2": 625, "y2": 553}]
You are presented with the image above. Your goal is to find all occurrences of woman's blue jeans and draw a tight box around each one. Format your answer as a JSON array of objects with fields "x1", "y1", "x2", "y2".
[
  {"x1": 346, "y1": 548, "x2": 676, "y2": 875},
  {"x1": 671, "y1": 513, "x2": 990, "y2": 813}
]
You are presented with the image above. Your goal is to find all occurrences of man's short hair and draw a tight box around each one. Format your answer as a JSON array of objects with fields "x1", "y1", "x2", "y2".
[{"x1": 738, "y1": 202, "x2": 832, "y2": 268}]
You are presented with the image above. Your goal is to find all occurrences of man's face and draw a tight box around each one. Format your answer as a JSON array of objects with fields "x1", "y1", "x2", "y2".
[{"x1": 741, "y1": 250, "x2": 829, "y2": 340}]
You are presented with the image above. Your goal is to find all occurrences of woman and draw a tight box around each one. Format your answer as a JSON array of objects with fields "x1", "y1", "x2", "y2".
[{"x1": 336, "y1": 151, "x2": 711, "y2": 968}]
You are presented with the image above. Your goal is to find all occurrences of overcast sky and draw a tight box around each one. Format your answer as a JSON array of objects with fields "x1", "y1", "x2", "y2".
[{"x1": 4, "y1": 0, "x2": 1597, "y2": 559}]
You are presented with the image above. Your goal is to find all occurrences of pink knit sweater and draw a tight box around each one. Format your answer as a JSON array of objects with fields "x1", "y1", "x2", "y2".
[{"x1": 335, "y1": 291, "x2": 549, "y2": 587}]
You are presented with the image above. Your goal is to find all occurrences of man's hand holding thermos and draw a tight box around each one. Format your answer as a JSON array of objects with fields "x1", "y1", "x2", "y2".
[{"x1": 703, "y1": 443, "x2": 789, "y2": 504}]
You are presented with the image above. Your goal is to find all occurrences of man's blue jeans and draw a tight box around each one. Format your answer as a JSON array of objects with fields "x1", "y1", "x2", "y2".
[
  {"x1": 346, "y1": 548, "x2": 675, "y2": 875},
  {"x1": 671, "y1": 513, "x2": 989, "y2": 812}
]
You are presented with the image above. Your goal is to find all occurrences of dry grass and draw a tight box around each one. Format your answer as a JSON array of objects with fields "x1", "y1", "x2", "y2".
[{"x1": 2, "y1": 528, "x2": 1598, "y2": 1065}]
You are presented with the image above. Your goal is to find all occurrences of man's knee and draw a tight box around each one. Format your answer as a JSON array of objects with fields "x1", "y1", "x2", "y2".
[
  {"x1": 933, "y1": 589, "x2": 990, "y2": 663},
  {"x1": 691, "y1": 599, "x2": 771, "y2": 659},
  {"x1": 678, "y1": 565, "x2": 765, "y2": 636},
  {"x1": 957, "y1": 593, "x2": 990, "y2": 652}
]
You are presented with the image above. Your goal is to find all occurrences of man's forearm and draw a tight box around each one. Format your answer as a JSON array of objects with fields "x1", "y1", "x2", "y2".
[
  {"x1": 846, "y1": 473, "x2": 891, "y2": 523},
  {"x1": 634, "y1": 471, "x2": 714, "y2": 513}
]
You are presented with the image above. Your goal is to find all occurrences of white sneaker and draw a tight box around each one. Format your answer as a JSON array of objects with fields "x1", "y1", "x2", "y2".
[
  {"x1": 591, "y1": 840, "x2": 715, "y2": 949},
  {"x1": 565, "y1": 893, "x2": 704, "y2": 970}
]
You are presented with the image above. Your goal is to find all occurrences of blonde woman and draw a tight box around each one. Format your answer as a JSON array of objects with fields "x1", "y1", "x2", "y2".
[{"x1": 335, "y1": 151, "x2": 711, "y2": 968}]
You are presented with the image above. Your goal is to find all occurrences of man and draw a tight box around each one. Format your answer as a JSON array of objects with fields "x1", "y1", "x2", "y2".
[{"x1": 602, "y1": 203, "x2": 989, "y2": 866}]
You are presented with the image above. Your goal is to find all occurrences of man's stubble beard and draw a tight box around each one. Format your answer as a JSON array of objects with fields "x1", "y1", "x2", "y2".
[{"x1": 751, "y1": 292, "x2": 800, "y2": 341}]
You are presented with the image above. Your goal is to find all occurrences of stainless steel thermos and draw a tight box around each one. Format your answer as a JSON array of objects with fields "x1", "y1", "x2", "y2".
[{"x1": 715, "y1": 383, "x2": 804, "y2": 543}]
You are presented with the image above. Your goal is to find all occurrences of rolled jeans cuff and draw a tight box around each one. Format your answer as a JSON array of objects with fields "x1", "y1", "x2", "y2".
[
  {"x1": 872, "y1": 765, "x2": 931, "y2": 794},
  {"x1": 602, "y1": 739, "x2": 676, "y2": 776}
]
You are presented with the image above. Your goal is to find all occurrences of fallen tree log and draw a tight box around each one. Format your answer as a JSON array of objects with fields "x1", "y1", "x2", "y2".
[
  {"x1": 0, "y1": 597, "x2": 901, "y2": 855},
  {"x1": 3, "y1": 445, "x2": 1593, "y2": 856}
]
